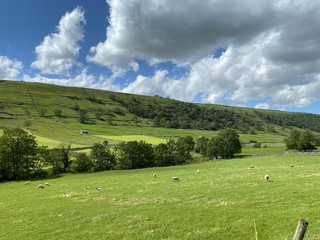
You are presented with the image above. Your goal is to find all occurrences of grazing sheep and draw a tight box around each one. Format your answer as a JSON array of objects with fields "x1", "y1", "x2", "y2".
[
  {"x1": 84, "y1": 186, "x2": 90, "y2": 189},
  {"x1": 153, "y1": 173, "x2": 157, "y2": 178},
  {"x1": 24, "y1": 181, "x2": 30, "y2": 185},
  {"x1": 63, "y1": 193, "x2": 71, "y2": 197},
  {"x1": 196, "y1": 170, "x2": 201, "y2": 174},
  {"x1": 172, "y1": 176, "x2": 179, "y2": 181},
  {"x1": 45, "y1": 182, "x2": 50, "y2": 186},
  {"x1": 250, "y1": 165, "x2": 255, "y2": 169},
  {"x1": 38, "y1": 184, "x2": 45, "y2": 189},
  {"x1": 96, "y1": 187, "x2": 102, "y2": 191},
  {"x1": 264, "y1": 175, "x2": 270, "y2": 182}
]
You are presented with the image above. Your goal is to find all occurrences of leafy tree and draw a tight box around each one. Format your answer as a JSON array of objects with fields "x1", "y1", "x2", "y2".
[
  {"x1": 284, "y1": 129, "x2": 300, "y2": 150},
  {"x1": 90, "y1": 142, "x2": 116, "y2": 171},
  {"x1": 115, "y1": 141, "x2": 154, "y2": 169},
  {"x1": 154, "y1": 143, "x2": 175, "y2": 167},
  {"x1": 177, "y1": 136, "x2": 195, "y2": 152},
  {"x1": 53, "y1": 109, "x2": 62, "y2": 117},
  {"x1": 78, "y1": 109, "x2": 90, "y2": 124},
  {"x1": 194, "y1": 136, "x2": 209, "y2": 156},
  {"x1": 206, "y1": 129, "x2": 241, "y2": 159},
  {"x1": 217, "y1": 128, "x2": 242, "y2": 158},
  {"x1": 73, "y1": 152, "x2": 93, "y2": 173},
  {"x1": 37, "y1": 145, "x2": 66, "y2": 174},
  {"x1": 174, "y1": 136, "x2": 195, "y2": 164},
  {"x1": 23, "y1": 120, "x2": 32, "y2": 129},
  {"x1": 284, "y1": 129, "x2": 317, "y2": 151},
  {"x1": 206, "y1": 137, "x2": 221, "y2": 159},
  {"x1": 58, "y1": 143, "x2": 72, "y2": 172},
  {"x1": 0, "y1": 128, "x2": 38, "y2": 180},
  {"x1": 43, "y1": 144, "x2": 71, "y2": 174}
]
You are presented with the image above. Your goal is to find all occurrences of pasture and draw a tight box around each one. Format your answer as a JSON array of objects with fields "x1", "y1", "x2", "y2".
[
  {"x1": 1, "y1": 155, "x2": 320, "y2": 239},
  {"x1": 95, "y1": 134, "x2": 167, "y2": 145}
]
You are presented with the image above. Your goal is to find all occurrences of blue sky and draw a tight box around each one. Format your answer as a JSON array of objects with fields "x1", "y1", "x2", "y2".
[{"x1": 0, "y1": 0, "x2": 319, "y2": 114}]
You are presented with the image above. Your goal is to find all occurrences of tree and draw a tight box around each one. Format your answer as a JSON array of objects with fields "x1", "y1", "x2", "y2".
[
  {"x1": 194, "y1": 136, "x2": 209, "y2": 156},
  {"x1": 284, "y1": 129, "x2": 317, "y2": 151},
  {"x1": 154, "y1": 143, "x2": 175, "y2": 167},
  {"x1": 0, "y1": 128, "x2": 38, "y2": 180},
  {"x1": 53, "y1": 109, "x2": 62, "y2": 117},
  {"x1": 206, "y1": 129, "x2": 242, "y2": 159},
  {"x1": 174, "y1": 136, "x2": 195, "y2": 164},
  {"x1": 44, "y1": 144, "x2": 71, "y2": 173},
  {"x1": 23, "y1": 120, "x2": 32, "y2": 129},
  {"x1": 78, "y1": 109, "x2": 90, "y2": 124},
  {"x1": 58, "y1": 144, "x2": 72, "y2": 172},
  {"x1": 115, "y1": 141, "x2": 154, "y2": 169},
  {"x1": 73, "y1": 152, "x2": 93, "y2": 173},
  {"x1": 90, "y1": 142, "x2": 116, "y2": 171},
  {"x1": 206, "y1": 137, "x2": 221, "y2": 159},
  {"x1": 37, "y1": 146, "x2": 64, "y2": 175},
  {"x1": 217, "y1": 128, "x2": 242, "y2": 158}
]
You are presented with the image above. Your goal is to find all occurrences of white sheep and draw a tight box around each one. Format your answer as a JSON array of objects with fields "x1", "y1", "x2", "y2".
[
  {"x1": 153, "y1": 173, "x2": 157, "y2": 178},
  {"x1": 96, "y1": 187, "x2": 102, "y2": 191},
  {"x1": 24, "y1": 181, "x2": 30, "y2": 185},
  {"x1": 172, "y1": 176, "x2": 179, "y2": 181},
  {"x1": 84, "y1": 186, "x2": 90, "y2": 189},
  {"x1": 63, "y1": 193, "x2": 71, "y2": 197},
  {"x1": 38, "y1": 184, "x2": 45, "y2": 189},
  {"x1": 264, "y1": 175, "x2": 270, "y2": 182},
  {"x1": 45, "y1": 182, "x2": 50, "y2": 186},
  {"x1": 196, "y1": 169, "x2": 201, "y2": 173}
]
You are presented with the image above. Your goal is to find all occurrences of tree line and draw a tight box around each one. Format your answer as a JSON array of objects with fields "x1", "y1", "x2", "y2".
[
  {"x1": 0, "y1": 128, "x2": 242, "y2": 181},
  {"x1": 110, "y1": 95, "x2": 320, "y2": 133}
]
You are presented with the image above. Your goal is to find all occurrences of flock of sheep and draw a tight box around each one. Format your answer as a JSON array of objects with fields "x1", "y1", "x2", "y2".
[
  {"x1": 23, "y1": 181, "x2": 103, "y2": 198},
  {"x1": 24, "y1": 166, "x2": 273, "y2": 198}
]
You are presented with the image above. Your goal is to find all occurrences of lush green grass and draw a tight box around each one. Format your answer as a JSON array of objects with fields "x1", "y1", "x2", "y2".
[
  {"x1": 1, "y1": 155, "x2": 320, "y2": 239},
  {"x1": 239, "y1": 133, "x2": 286, "y2": 143},
  {"x1": 95, "y1": 135, "x2": 167, "y2": 145},
  {"x1": 240, "y1": 147, "x2": 287, "y2": 155}
]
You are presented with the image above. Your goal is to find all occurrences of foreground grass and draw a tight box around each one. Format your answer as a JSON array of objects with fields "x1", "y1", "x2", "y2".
[{"x1": 1, "y1": 155, "x2": 320, "y2": 239}]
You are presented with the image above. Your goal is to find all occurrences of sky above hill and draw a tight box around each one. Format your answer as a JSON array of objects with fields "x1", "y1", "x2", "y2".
[{"x1": 0, "y1": 0, "x2": 319, "y2": 114}]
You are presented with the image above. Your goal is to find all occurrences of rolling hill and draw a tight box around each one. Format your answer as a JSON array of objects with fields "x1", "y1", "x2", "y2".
[{"x1": 0, "y1": 79, "x2": 319, "y2": 148}]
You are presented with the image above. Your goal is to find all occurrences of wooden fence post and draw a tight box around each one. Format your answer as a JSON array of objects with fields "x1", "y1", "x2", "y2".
[{"x1": 293, "y1": 218, "x2": 308, "y2": 240}]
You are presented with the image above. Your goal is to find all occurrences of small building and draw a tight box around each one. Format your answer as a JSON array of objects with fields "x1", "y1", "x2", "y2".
[{"x1": 80, "y1": 130, "x2": 89, "y2": 135}]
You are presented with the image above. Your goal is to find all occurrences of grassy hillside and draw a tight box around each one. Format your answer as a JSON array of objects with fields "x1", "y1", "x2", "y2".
[
  {"x1": 0, "y1": 80, "x2": 318, "y2": 148},
  {"x1": 1, "y1": 155, "x2": 320, "y2": 239}
]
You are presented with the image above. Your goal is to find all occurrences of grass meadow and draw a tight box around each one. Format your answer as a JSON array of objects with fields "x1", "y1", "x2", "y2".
[{"x1": 1, "y1": 155, "x2": 320, "y2": 239}]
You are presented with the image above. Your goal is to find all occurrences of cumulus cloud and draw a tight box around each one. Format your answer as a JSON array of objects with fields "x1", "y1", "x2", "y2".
[
  {"x1": 0, "y1": 56, "x2": 23, "y2": 79},
  {"x1": 122, "y1": 69, "x2": 184, "y2": 98},
  {"x1": 23, "y1": 68, "x2": 120, "y2": 92},
  {"x1": 87, "y1": 0, "x2": 278, "y2": 67},
  {"x1": 31, "y1": 7, "x2": 85, "y2": 75},
  {"x1": 95, "y1": 0, "x2": 320, "y2": 110}
]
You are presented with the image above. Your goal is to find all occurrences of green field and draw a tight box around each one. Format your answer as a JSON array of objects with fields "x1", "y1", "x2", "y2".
[
  {"x1": 1, "y1": 155, "x2": 320, "y2": 239},
  {"x1": 95, "y1": 135, "x2": 168, "y2": 145}
]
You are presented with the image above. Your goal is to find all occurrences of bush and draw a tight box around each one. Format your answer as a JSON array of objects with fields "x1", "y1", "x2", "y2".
[{"x1": 73, "y1": 152, "x2": 93, "y2": 173}]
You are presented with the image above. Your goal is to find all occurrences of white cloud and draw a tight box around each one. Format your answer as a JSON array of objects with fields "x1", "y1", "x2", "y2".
[
  {"x1": 122, "y1": 70, "x2": 182, "y2": 98},
  {"x1": 23, "y1": 68, "x2": 120, "y2": 92},
  {"x1": 255, "y1": 103, "x2": 270, "y2": 110},
  {"x1": 87, "y1": 0, "x2": 278, "y2": 68},
  {"x1": 100, "y1": 0, "x2": 320, "y2": 110},
  {"x1": 31, "y1": 7, "x2": 85, "y2": 75},
  {"x1": 0, "y1": 56, "x2": 23, "y2": 79}
]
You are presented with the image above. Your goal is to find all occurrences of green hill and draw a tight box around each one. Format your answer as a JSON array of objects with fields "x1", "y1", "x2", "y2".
[{"x1": 0, "y1": 80, "x2": 319, "y2": 147}]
